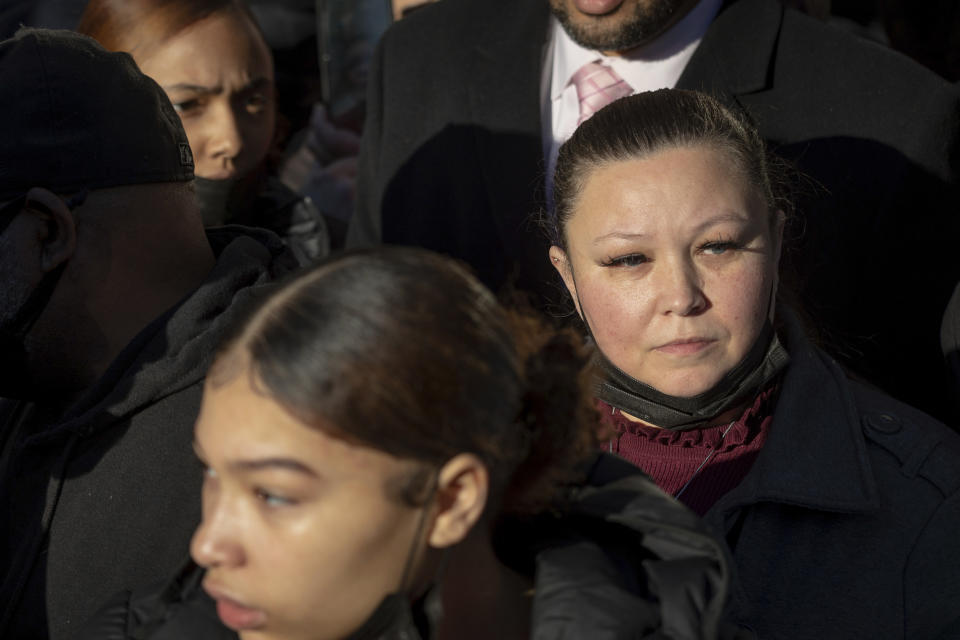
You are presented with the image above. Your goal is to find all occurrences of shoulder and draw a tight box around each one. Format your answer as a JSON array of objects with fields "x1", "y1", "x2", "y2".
[
  {"x1": 851, "y1": 380, "x2": 960, "y2": 499},
  {"x1": 775, "y1": 5, "x2": 959, "y2": 113}
]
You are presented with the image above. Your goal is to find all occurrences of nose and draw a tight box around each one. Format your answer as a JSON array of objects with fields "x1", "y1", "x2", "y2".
[
  {"x1": 205, "y1": 102, "x2": 244, "y2": 168},
  {"x1": 190, "y1": 486, "x2": 245, "y2": 570},
  {"x1": 657, "y1": 256, "x2": 708, "y2": 316}
]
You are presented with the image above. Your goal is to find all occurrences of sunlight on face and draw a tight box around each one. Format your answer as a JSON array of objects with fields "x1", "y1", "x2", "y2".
[
  {"x1": 137, "y1": 9, "x2": 276, "y2": 180},
  {"x1": 555, "y1": 145, "x2": 781, "y2": 397},
  {"x1": 190, "y1": 364, "x2": 425, "y2": 640}
]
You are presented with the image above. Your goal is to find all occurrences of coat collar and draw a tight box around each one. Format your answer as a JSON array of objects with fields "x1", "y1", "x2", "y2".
[
  {"x1": 678, "y1": 0, "x2": 783, "y2": 96},
  {"x1": 714, "y1": 308, "x2": 881, "y2": 517}
]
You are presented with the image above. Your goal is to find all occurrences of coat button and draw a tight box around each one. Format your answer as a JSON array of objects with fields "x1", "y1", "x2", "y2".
[{"x1": 864, "y1": 412, "x2": 902, "y2": 434}]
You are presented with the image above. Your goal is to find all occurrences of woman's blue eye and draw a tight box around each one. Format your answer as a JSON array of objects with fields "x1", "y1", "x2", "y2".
[{"x1": 701, "y1": 241, "x2": 739, "y2": 255}]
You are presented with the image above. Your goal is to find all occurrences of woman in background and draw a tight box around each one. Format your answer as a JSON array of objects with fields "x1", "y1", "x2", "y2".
[
  {"x1": 77, "y1": 247, "x2": 739, "y2": 639},
  {"x1": 78, "y1": 0, "x2": 332, "y2": 262},
  {"x1": 548, "y1": 88, "x2": 960, "y2": 638}
]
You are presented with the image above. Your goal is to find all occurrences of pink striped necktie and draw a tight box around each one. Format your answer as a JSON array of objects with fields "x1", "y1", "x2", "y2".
[{"x1": 571, "y1": 61, "x2": 633, "y2": 125}]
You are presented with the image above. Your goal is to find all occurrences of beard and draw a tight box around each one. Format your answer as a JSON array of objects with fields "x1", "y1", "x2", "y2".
[{"x1": 549, "y1": 0, "x2": 697, "y2": 53}]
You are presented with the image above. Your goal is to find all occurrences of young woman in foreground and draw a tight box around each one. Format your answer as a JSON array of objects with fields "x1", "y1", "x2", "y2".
[
  {"x1": 548, "y1": 89, "x2": 960, "y2": 638},
  {"x1": 77, "y1": 247, "x2": 738, "y2": 639}
]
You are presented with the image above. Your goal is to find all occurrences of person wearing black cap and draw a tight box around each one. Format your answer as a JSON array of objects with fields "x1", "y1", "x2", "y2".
[{"x1": 0, "y1": 28, "x2": 298, "y2": 640}]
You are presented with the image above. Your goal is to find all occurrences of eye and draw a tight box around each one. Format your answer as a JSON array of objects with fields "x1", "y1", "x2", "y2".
[
  {"x1": 243, "y1": 91, "x2": 270, "y2": 115},
  {"x1": 172, "y1": 98, "x2": 204, "y2": 115},
  {"x1": 254, "y1": 488, "x2": 295, "y2": 508},
  {"x1": 601, "y1": 253, "x2": 649, "y2": 268},
  {"x1": 699, "y1": 238, "x2": 742, "y2": 256}
]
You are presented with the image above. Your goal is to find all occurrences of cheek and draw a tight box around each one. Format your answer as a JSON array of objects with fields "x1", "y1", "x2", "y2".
[
  {"x1": 709, "y1": 260, "x2": 775, "y2": 346},
  {"x1": 236, "y1": 110, "x2": 275, "y2": 172},
  {"x1": 576, "y1": 271, "x2": 656, "y2": 352},
  {"x1": 259, "y1": 491, "x2": 419, "y2": 636}
]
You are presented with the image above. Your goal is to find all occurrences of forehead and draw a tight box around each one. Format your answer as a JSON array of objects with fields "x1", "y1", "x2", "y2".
[
  {"x1": 195, "y1": 370, "x2": 400, "y2": 479},
  {"x1": 569, "y1": 145, "x2": 764, "y2": 236},
  {"x1": 137, "y1": 10, "x2": 274, "y2": 87}
]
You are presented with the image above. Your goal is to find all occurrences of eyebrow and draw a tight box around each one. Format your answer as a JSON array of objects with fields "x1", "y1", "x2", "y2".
[
  {"x1": 593, "y1": 231, "x2": 647, "y2": 244},
  {"x1": 592, "y1": 212, "x2": 752, "y2": 244},
  {"x1": 163, "y1": 77, "x2": 272, "y2": 95},
  {"x1": 229, "y1": 458, "x2": 318, "y2": 477},
  {"x1": 192, "y1": 441, "x2": 317, "y2": 477},
  {"x1": 690, "y1": 212, "x2": 752, "y2": 234}
]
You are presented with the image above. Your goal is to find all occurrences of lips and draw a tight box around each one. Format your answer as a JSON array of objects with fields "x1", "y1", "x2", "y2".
[
  {"x1": 573, "y1": 0, "x2": 625, "y2": 16},
  {"x1": 654, "y1": 337, "x2": 717, "y2": 356},
  {"x1": 204, "y1": 580, "x2": 267, "y2": 631}
]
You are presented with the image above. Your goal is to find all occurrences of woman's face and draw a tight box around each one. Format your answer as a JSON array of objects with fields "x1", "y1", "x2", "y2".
[
  {"x1": 137, "y1": 10, "x2": 276, "y2": 180},
  {"x1": 551, "y1": 145, "x2": 782, "y2": 398},
  {"x1": 190, "y1": 366, "x2": 428, "y2": 640}
]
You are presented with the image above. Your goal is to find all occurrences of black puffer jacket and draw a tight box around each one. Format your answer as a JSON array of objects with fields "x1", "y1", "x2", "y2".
[
  {"x1": 0, "y1": 228, "x2": 298, "y2": 640},
  {"x1": 74, "y1": 454, "x2": 748, "y2": 640}
]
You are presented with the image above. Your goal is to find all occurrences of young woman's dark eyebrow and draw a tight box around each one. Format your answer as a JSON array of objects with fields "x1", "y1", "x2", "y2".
[
  {"x1": 228, "y1": 458, "x2": 318, "y2": 477},
  {"x1": 192, "y1": 440, "x2": 317, "y2": 477}
]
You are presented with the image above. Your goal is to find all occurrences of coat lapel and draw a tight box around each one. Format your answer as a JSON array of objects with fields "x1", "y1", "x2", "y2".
[
  {"x1": 678, "y1": 0, "x2": 783, "y2": 97},
  {"x1": 708, "y1": 310, "x2": 881, "y2": 523},
  {"x1": 467, "y1": 3, "x2": 557, "y2": 297}
]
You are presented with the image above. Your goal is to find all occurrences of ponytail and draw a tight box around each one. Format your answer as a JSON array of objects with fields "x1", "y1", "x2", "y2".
[{"x1": 498, "y1": 311, "x2": 604, "y2": 514}]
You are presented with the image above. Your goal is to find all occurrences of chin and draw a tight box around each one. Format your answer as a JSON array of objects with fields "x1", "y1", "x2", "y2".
[{"x1": 647, "y1": 369, "x2": 724, "y2": 398}]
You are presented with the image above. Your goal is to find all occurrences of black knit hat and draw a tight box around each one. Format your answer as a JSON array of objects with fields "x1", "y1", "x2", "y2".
[{"x1": 0, "y1": 28, "x2": 194, "y2": 201}]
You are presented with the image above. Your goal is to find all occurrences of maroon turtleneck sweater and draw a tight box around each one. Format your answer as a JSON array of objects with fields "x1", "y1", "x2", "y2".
[{"x1": 597, "y1": 386, "x2": 777, "y2": 516}]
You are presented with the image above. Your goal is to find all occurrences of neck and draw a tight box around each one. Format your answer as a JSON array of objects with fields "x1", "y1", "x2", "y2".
[
  {"x1": 436, "y1": 528, "x2": 532, "y2": 640},
  {"x1": 618, "y1": 400, "x2": 748, "y2": 430}
]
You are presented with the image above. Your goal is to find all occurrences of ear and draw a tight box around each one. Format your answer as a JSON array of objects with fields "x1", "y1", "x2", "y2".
[
  {"x1": 427, "y1": 453, "x2": 488, "y2": 549},
  {"x1": 23, "y1": 187, "x2": 77, "y2": 273},
  {"x1": 768, "y1": 210, "x2": 786, "y2": 319},
  {"x1": 772, "y1": 209, "x2": 786, "y2": 266},
  {"x1": 549, "y1": 245, "x2": 582, "y2": 318}
]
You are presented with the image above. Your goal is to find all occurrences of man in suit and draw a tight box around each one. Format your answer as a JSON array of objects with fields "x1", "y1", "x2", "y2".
[{"x1": 348, "y1": 0, "x2": 960, "y2": 420}]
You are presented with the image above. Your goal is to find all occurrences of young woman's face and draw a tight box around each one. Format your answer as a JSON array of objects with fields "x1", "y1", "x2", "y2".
[
  {"x1": 552, "y1": 145, "x2": 781, "y2": 398},
  {"x1": 137, "y1": 10, "x2": 276, "y2": 181},
  {"x1": 190, "y1": 366, "x2": 428, "y2": 640}
]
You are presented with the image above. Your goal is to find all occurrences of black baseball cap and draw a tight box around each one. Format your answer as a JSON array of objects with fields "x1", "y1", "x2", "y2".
[{"x1": 0, "y1": 28, "x2": 194, "y2": 201}]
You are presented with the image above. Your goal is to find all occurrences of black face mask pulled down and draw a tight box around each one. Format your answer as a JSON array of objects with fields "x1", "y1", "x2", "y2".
[
  {"x1": 344, "y1": 586, "x2": 444, "y2": 640},
  {"x1": 343, "y1": 477, "x2": 445, "y2": 640},
  {"x1": 0, "y1": 263, "x2": 67, "y2": 400},
  {"x1": 595, "y1": 322, "x2": 790, "y2": 430},
  {"x1": 193, "y1": 176, "x2": 243, "y2": 227}
]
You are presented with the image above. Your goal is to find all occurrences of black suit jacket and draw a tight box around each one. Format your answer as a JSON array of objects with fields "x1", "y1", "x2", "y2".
[{"x1": 349, "y1": 0, "x2": 960, "y2": 419}]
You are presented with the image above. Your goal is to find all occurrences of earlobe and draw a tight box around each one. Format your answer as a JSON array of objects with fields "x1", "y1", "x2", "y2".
[
  {"x1": 427, "y1": 454, "x2": 488, "y2": 549},
  {"x1": 24, "y1": 187, "x2": 77, "y2": 273},
  {"x1": 548, "y1": 246, "x2": 583, "y2": 318}
]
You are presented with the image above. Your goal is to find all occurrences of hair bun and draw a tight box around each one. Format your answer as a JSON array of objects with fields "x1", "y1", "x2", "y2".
[{"x1": 501, "y1": 316, "x2": 601, "y2": 513}]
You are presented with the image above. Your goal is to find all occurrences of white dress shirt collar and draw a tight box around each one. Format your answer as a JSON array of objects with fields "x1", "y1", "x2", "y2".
[{"x1": 550, "y1": 0, "x2": 724, "y2": 101}]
